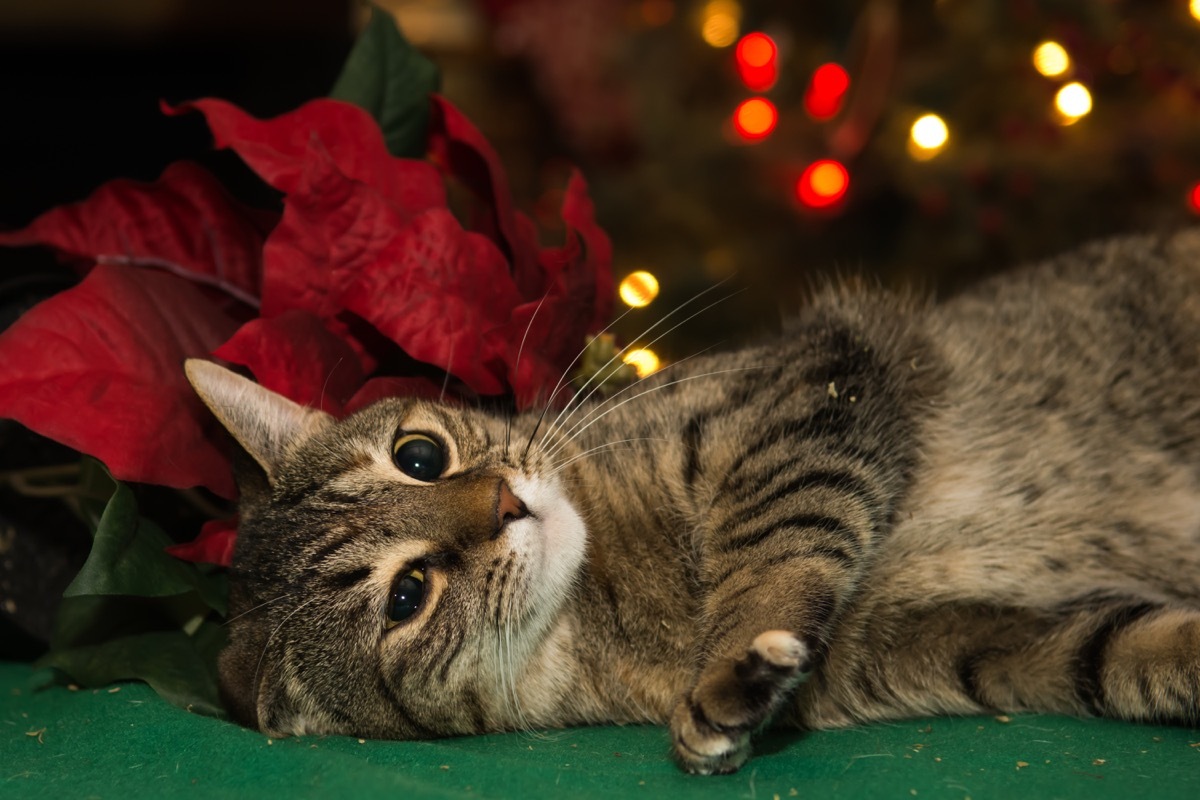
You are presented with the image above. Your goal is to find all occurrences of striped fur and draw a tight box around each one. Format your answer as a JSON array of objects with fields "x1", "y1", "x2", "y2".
[{"x1": 189, "y1": 230, "x2": 1200, "y2": 774}]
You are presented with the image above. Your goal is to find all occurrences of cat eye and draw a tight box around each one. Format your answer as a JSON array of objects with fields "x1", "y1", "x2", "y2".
[
  {"x1": 386, "y1": 566, "x2": 426, "y2": 626},
  {"x1": 392, "y1": 433, "x2": 446, "y2": 482}
]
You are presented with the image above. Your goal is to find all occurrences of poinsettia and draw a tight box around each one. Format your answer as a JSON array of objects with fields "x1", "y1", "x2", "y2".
[{"x1": 0, "y1": 11, "x2": 612, "y2": 571}]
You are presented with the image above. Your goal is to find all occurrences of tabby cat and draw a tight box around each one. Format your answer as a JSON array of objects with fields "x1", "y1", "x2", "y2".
[{"x1": 185, "y1": 231, "x2": 1200, "y2": 775}]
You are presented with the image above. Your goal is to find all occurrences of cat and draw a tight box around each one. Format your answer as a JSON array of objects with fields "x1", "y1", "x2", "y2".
[{"x1": 184, "y1": 230, "x2": 1200, "y2": 775}]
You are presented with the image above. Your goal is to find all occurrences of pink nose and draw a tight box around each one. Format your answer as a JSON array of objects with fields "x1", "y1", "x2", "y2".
[{"x1": 495, "y1": 480, "x2": 529, "y2": 536}]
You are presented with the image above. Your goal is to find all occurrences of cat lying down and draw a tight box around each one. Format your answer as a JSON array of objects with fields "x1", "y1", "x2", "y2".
[{"x1": 186, "y1": 231, "x2": 1200, "y2": 774}]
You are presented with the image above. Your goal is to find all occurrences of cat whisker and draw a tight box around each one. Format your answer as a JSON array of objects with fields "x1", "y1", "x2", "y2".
[
  {"x1": 543, "y1": 365, "x2": 769, "y2": 463},
  {"x1": 520, "y1": 277, "x2": 735, "y2": 464},
  {"x1": 508, "y1": 291, "x2": 552, "y2": 453},
  {"x1": 222, "y1": 592, "x2": 295, "y2": 627},
  {"x1": 439, "y1": 337, "x2": 456, "y2": 405},
  {"x1": 537, "y1": 287, "x2": 743, "y2": 458},
  {"x1": 540, "y1": 344, "x2": 721, "y2": 464},
  {"x1": 548, "y1": 437, "x2": 669, "y2": 476},
  {"x1": 319, "y1": 358, "x2": 345, "y2": 415},
  {"x1": 251, "y1": 595, "x2": 319, "y2": 703}
]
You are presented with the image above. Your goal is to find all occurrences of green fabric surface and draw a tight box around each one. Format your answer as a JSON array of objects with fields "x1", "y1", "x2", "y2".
[{"x1": 3, "y1": 661, "x2": 1198, "y2": 799}]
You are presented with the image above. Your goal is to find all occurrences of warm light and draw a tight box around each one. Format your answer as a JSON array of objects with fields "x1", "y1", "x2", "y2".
[
  {"x1": 1191, "y1": 0, "x2": 1200, "y2": 22},
  {"x1": 1054, "y1": 81, "x2": 1092, "y2": 123},
  {"x1": 797, "y1": 159, "x2": 849, "y2": 208},
  {"x1": 1032, "y1": 41, "x2": 1070, "y2": 77},
  {"x1": 618, "y1": 271, "x2": 660, "y2": 308},
  {"x1": 1188, "y1": 181, "x2": 1200, "y2": 214},
  {"x1": 734, "y1": 32, "x2": 778, "y2": 90},
  {"x1": 804, "y1": 63, "x2": 850, "y2": 120},
  {"x1": 623, "y1": 348, "x2": 661, "y2": 378},
  {"x1": 737, "y1": 32, "x2": 774, "y2": 66},
  {"x1": 909, "y1": 113, "x2": 949, "y2": 159},
  {"x1": 700, "y1": 0, "x2": 741, "y2": 48},
  {"x1": 733, "y1": 98, "x2": 778, "y2": 141}
]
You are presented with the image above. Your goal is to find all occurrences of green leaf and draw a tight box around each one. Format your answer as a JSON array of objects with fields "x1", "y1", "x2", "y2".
[
  {"x1": 37, "y1": 624, "x2": 228, "y2": 717},
  {"x1": 63, "y1": 483, "x2": 227, "y2": 615},
  {"x1": 330, "y1": 3, "x2": 440, "y2": 158}
]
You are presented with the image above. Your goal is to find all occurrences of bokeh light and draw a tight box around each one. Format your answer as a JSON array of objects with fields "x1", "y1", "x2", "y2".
[
  {"x1": 733, "y1": 97, "x2": 778, "y2": 141},
  {"x1": 623, "y1": 348, "x2": 662, "y2": 377},
  {"x1": 618, "y1": 271, "x2": 660, "y2": 308},
  {"x1": 1032, "y1": 41, "x2": 1070, "y2": 77},
  {"x1": 803, "y1": 63, "x2": 850, "y2": 120},
  {"x1": 1188, "y1": 181, "x2": 1200, "y2": 214},
  {"x1": 700, "y1": 0, "x2": 741, "y2": 48},
  {"x1": 796, "y1": 160, "x2": 849, "y2": 208},
  {"x1": 1054, "y1": 82, "x2": 1092, "y2": 123},
  {"x1": 909, "y1": 113, "x2": 949, "y2": 159},
  {"x1": 734, "y1": 32, "x2": 778, "y2": 90}
]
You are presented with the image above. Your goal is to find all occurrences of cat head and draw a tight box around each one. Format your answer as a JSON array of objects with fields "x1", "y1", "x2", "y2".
[{"x1": 185, "y1": 360, "x2": 587, "y2": 738}]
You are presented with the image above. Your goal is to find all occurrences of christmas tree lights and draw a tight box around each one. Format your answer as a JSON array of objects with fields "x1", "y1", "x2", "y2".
[
  {"x1": 622, "y1": 347, "x2": 661, "y2": 377},
  {"x1": 1055, "y1": 82, "x2": 1092, "y2": 123},
  {"x1": 735, "y1": 32, "x2": 778, "y2": 91},
  {"x1": 909, "y1": 113, "x2": 949, "y2": 159},
  {"x1": 618, "y1": 271, "x2": 660, "y2": 308},
  {"x1": 803, "y1": 63, "x2": 850, "y2": 121},
  {"x1": 797, "y1": 160, "x2": 849, "y2": 208},
  {"x1": 733, "y1": 97, "x2": 778, "y2": 141},
  {"x1": 1032, "y1": 41, "x2": 1070, "y2": 77}
]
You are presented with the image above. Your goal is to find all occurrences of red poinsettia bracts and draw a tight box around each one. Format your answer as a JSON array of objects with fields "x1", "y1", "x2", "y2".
[{"x1": 0, "y1": 96, "x2": 613, "y2": 565}]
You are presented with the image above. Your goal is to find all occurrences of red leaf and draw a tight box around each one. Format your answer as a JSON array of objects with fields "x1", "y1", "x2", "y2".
[
  {"x1": 344, "y1": 376, "x2": 447, "y2": 415},
  {"x1": 257, "y1": 137, "x2": 378, "y2": 321},
  {"x1": 213, "y1": 310, "x2": 364, "y2": 416},
  {"x1": 558, "y1": 171, "x2": 614, "y2": 333},
  {"x1": 0, "y1": 265, "x2": 239, "y2": 497},
  {"x1": 497, "y1": 173, "x2": 614, "y2": 408},
  {"x1": 166, "y1": 517, "x2": 238, "y2": 567},
  {"x1": 427, "y1": 96, "x2": 535, "y2": 276},
  {"x1": 261, "y1": 139, "x2": 523, "y2": 396},
  {"x1": 0, "y1": 162, "x2": 265, "y2": 310},
  {"x1": 167, "y1": 97, "x2": 446, "y2": 213},
  {"x1": 334, "y1": 206, "x2": 524, "y2": 396}
]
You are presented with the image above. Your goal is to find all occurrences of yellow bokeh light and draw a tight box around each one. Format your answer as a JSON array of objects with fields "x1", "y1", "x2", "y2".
[
  {"x1": 1032, "y1": 41, "x2": 1070, "y2": 77},
  {"x1": 910, "y1": 113, "x2": 949, "y2": 153},
  {"x1": 618, "y1": 270, "x2": 660, "y2": 308},
  {"x1": 1054, "y1": 82, "x2": 1092, "y2": 123},
  {"x1": 1191, "y1": 0, "x2": 1200, "y2": 22},
  {"x1": 623, "y1": 348, "x2": 661, "y2": 378},
  {"x1": 699, "y1": 0, "x2": 741, "y2": 48}
]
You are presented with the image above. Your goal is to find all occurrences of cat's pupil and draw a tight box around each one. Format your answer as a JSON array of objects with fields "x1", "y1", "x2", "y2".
[
  {"x1": 392, "y1": 434, "x2": 445, "y2": 481},
  {"x1": 387, "y1": 568, "x2": 426, "y2": 624}
]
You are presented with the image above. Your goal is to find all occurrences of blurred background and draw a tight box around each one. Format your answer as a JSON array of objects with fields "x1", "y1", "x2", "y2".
[
  {"x1": 6, "y1": 0, "x2": 1200, "y2": 361},
  {"x1": 2, "y1": 0, "x2": 1200, "y2": 658},
  {"x1": 5, "y1": 0, "x2": 1200, "y2": 361}
]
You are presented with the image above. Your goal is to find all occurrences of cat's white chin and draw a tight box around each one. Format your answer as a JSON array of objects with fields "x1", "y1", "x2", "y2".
[{"x1": 508, "y1": 474, "x2": 587, "y2": 616}]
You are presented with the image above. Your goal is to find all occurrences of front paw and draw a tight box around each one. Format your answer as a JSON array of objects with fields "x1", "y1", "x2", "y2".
[{"x1": 670, "y1": 630, "x2": 810, "y2": 775}]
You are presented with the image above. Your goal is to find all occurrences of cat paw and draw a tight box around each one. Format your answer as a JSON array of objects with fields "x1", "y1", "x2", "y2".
[{"x1": 670, "y1": 630, "x2": 810, "y2": 775}]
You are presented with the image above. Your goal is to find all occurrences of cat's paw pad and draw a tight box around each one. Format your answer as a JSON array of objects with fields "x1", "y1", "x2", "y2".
[
  {"x1": 670, "y1": 696, "x2": 751, "y2": 775},
  {"x1": 670, "y1": 630, "x2": 810, "y2": 774},
  {"x1": 750, "y1": 630, "x2": 809, "y2": 672}
]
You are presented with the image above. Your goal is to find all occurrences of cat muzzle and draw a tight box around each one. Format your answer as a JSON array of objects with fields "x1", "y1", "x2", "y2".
[{"x1": 494, "y1": 479, "x2": 530, "y2": 538}]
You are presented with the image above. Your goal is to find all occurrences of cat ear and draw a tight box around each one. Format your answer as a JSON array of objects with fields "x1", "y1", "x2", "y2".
[{"x1": 185, "y1": 359, "x2": 332, "y2": 482}]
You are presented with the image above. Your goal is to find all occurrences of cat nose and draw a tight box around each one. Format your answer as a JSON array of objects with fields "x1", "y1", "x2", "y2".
[{"x1": 494, "y1": 480, "x2": 529, "y2": 538}]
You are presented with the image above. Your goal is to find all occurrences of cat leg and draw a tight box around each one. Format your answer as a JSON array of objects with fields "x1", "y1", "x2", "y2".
[
  {"x1": 670, "y1": 476, "x2": 884, "y2": 773},
  {"x1": 801, "y1": 597, "x2": 1200, "y2": 728}
]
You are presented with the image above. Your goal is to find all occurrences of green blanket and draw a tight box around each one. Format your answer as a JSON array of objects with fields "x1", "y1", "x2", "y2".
[{"x1": 2, "y1": 662, "x2": 1197, "y2": 798}]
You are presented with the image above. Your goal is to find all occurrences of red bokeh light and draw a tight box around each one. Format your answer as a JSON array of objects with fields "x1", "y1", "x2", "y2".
[
  {"x1": 735, "y1": 32, "x2": 778, "y2": 92},
  {"x1": 804, "y1": 63, "x2": 850, "y2": 120},
  {"x1": 796, "y1": 159, "x2": 850, "y2": 208},
  {"x1": 733, "y1": 98, "x2": 778, "y2": 141},
  {"x1": 1188, "y1": 181, "x2": 1200, "y2": 214}
]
